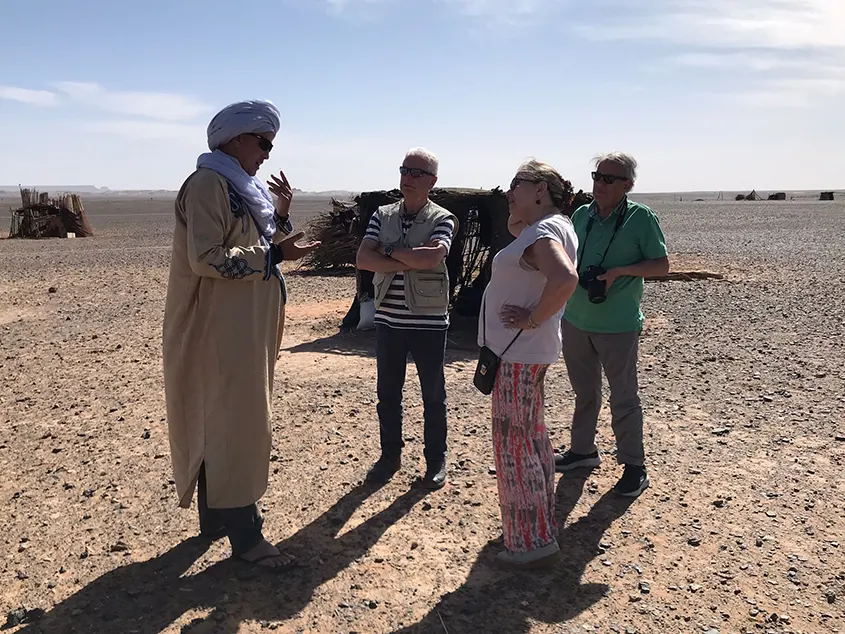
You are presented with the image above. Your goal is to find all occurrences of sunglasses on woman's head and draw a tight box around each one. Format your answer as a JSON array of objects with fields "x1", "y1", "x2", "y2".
[
  {"x1": 399, "y1": 166, "x2": 435, "y2": 178},
  {"x1": 591, "y1": 171, "x2": 628, "y2": 185},
  {"x1": 248, "y1": 133, "x2": 273, "y2": 153}
]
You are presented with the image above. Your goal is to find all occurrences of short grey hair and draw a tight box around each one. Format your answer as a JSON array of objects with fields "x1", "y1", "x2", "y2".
[
  {"x1": 593, "y1": 151, "x2": 637, "y2": 182},
  {"x1": 404, "y1": 147, "x2": 439, "y2": 176}
]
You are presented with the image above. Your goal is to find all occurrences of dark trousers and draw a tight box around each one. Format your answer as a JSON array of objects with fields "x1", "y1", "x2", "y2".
[
  {"x1": 197, "y1": 462, "x2": 265, "y2": 557},
  {"x1": 375, "y1": 324, "x2": 448, "y2": 466}
]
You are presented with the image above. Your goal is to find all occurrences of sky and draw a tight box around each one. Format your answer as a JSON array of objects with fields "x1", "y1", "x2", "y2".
[{"x1": 0, "y1": 0, "x2": 843, "y2": 194}]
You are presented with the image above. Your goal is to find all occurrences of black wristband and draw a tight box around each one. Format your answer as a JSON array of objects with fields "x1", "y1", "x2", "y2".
[
  {"x1": 276, "y1": 215, "x2": 293, "y2": 236},
  {"x1": 269, "y1": 243, "x2": 284, "y2": 265}
]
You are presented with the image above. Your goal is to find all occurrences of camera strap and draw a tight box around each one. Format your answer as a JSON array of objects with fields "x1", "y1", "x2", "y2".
[{"x1": 576, "y1": 198, "x2": 628, "y2": 274}]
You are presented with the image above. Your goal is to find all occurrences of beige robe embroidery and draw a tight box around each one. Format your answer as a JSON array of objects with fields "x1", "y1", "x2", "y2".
[{"x1": 163, "y1": 168, "x2": 285, "y2": 509}]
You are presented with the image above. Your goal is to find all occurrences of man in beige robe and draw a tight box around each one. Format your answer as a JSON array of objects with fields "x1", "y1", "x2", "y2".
[{"x1": 162, "y1": 100, "x2": 318, "y2": 569}]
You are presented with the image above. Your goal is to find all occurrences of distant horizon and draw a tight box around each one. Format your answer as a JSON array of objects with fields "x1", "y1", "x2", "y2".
[{"x1": 1, "y1": 184, "x2": 842, "y2": 198}]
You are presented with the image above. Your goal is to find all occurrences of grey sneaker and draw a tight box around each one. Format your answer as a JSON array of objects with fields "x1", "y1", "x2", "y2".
[
  {"x1": 423, "y1": 461, "x2": 447, "y2": 490},
  {"x1": 554, "y1": 449, "x2": 602, "y2": 473}
]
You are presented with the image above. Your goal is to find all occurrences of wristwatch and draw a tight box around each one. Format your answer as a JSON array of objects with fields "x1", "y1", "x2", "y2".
[{"x1": 383, "y1": 246, "x2": 394, "y2": 258}]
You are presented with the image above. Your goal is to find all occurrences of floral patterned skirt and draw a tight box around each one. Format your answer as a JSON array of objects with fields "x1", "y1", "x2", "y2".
[{"x1": 492, "y1": 361, "x2": 558, "y2": 553}]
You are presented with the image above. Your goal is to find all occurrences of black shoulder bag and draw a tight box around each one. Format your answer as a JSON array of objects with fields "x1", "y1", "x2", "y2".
[{"x1": 473, "y1": 295, "x2": 523, "y2": 395}]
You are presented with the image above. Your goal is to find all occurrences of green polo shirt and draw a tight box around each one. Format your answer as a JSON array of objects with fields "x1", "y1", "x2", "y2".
[{"x1": 563, "y1": 198, "x2": 668, "y2": 334}]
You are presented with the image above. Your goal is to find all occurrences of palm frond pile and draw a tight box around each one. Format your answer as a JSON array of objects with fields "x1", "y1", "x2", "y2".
[{"x1": 300, "y1": 198, "x2": 360, "y2": 270}]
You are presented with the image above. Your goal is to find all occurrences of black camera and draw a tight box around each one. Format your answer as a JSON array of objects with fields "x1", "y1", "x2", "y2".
[{"x1": 579, "y1": 265, "x2": 608, "y2": 304}]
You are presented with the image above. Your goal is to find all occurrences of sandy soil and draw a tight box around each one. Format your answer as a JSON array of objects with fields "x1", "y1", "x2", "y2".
[{"x1": 1, "y1": 195, "x2": 845, "y2": 634}]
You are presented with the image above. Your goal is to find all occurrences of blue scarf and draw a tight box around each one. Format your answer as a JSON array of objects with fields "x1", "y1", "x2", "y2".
[{"x1": 196, "y1": 149, "x2": 277, "y2": 240}]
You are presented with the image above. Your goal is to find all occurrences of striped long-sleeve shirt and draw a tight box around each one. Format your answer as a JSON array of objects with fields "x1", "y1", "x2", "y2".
[{"x1": 363, "y1": 211, "x2": 455, "y2": 330}]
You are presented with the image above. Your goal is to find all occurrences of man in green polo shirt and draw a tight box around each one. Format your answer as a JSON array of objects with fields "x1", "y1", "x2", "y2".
[{"x1": 555, "y1": 152, "x2": 669, "y2": 497}]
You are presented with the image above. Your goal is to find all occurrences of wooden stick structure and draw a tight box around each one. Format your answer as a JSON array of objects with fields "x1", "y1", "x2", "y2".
[{"x1": 9, "y1": 189, "x2": 94, "y2": 239}]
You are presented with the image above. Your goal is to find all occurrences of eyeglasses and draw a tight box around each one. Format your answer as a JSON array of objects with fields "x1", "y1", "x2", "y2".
[
  {"x1": 591, "y1": 171, "x2": 628, "y2": 185},
  {"x1": 509, "y1": 177, "x2": 539, "y2": 191},
  {"x1": 249, "y1": 133, "x2": 273, "y2": 153},
  {"x1": 400, "y1": 166, "x2": 435, "y2": 178}
]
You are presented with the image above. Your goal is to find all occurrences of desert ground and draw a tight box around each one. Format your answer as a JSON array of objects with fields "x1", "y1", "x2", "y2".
[{"x1": 1, "y1": 193, "x2": 844, "y2": 634}]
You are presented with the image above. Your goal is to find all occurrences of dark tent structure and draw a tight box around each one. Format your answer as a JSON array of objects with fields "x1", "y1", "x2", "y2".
[
  {"x1": 735, "y1": 189, "x2": 762, "y2": 201},
  {"x1": 297, "y1": 185, "x2": 593, "y2": 331}
]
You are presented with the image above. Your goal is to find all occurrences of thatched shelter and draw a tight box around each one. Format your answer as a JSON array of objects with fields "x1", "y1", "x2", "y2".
[
  {"x1": 820, "y1": 191, "x2": 834, "y2": 201},
  {"x1": 8, "y1": 189, "x2": 93, "y2": 239},
  {"x1": 298, "y1": 185, "x2": 593, "y2": 331},
  {"x1": 767, "y1": 192, "x2": 786, "y2": 201}
]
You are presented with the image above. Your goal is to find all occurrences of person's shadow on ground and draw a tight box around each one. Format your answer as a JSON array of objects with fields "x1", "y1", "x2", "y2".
[
  {"x1": 12, "y1": 482, "x2": 427, "y2": 634},
  {"x1": 285, "y1": 330, "x2": 479, "y2": 362},
  {"x1": 388, "y1": 471, "x2": 635, "y2": 633}
]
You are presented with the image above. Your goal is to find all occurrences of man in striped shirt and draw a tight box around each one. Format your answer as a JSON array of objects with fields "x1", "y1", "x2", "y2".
[{"x1": 356, "y1": 147, "x2": 456, "y2": 489}]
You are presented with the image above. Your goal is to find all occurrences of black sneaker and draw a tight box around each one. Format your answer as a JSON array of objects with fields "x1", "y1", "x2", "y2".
[
  {"x1": 614, "y1": 465, "x2": 649, "y2": 497},
  {"x1": 365, "y1": 454, "x2": 401, "y2": 484},
  {"x1": 422, "y1": 461, "x2": 447, "y2": 490},
  {"x1": 554, "y1": 450, "x2": 602, "y2": 473}
]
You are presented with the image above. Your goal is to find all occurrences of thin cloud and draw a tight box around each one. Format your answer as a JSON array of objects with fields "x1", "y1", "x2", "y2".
[
  {"x1": 83, "y1": 119, "x2": 205, "y2": 143},
  {"x1": 444, "y1": 0, "x2": 561, "y2": 18},
  {"x1": 321, "y1": 0, "x2": 395, "y2": 21},
  {"x1": 55, "y1": 82, "x2": 211, "y2": 121},
  {"x1": 575, "y1": 0, "x2": 844, "y2": 50},
  {"x1": 674, "y1": 50, "x2": 845, "y2": 88},
  {"x1": 674, "y1": 52, "x2": 813, "y2": 72},
  {"x1": 723, "y1": 89, "x2": 816, "y2": 109},
  {"x1": 731, "y1": 72, "x2": 845, "y2": 108},
  {"x1": 322, "y1": 0, "x2": 842, "y2": 41},
  {"x1": 324, "y1": 0, "x2": 385, "y2": 8},
  {"x1": 576, "y1": 0, "x2": 845, "y2": 106},
  {"x1": 322, "y1": 0, "x2": 566, "y2": 26},
  {"x1": 0, "y1": 85, "x2": 57, "y2": 106}
]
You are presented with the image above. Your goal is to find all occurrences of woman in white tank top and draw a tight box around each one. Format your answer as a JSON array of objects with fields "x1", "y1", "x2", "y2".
[{"x1": 479, "y1": 159, "x2": 579, "y2": 569}]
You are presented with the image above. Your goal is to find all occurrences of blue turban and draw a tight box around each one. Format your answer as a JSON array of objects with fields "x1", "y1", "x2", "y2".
[{"x1": 206, "y1": 99, "x2": 281, "y2": 151}]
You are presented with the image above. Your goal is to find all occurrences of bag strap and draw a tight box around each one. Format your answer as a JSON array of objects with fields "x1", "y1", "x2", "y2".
[
  {"x1": 501, "y1": 329, "x2": 523, "y2": 355},
  {"x1": 481, "y1": 292, "x2": 487, "y2": 345},
  {"x1": 481, "y1": 292, "x2": 523, "y2": 351}
]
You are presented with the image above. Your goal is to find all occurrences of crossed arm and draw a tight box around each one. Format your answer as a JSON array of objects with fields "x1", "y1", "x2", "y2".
[{"x1": 356, "y1": 239, "x2": 448, "y2": 273}]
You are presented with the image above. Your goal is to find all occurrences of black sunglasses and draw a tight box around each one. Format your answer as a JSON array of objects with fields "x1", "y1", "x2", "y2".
[
  {"x1": 509, "y1": 177, "x2": 540, "y2": 191},
  {"x1": 248, "y1": 133, "x2": 273, "y2": 153},
  {"x1": 591, "y1": 171, "x2": 628, "y2": 185},
  {"x1": 399, "y1": 166, "x2": 435, "y2": 178}
]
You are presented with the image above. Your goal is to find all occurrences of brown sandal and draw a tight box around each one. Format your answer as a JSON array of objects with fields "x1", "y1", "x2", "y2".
[{"x1": 236, "y1": 550, "x2": 297, "y2": 571}]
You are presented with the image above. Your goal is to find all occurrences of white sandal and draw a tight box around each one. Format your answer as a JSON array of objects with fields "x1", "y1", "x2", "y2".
[{"x1": 495, "y1": 540, "x2": 561, "y2": 570}]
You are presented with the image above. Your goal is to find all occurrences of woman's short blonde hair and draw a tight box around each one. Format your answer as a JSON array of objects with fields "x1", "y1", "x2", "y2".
[{"x1": 515, "y1": 159, "x2": 574, "y2": 212}]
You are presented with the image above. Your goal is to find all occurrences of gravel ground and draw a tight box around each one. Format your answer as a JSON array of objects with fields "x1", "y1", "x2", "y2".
[{"x1": 1, "y1": 195, "x2": 844, "y2": 634}]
